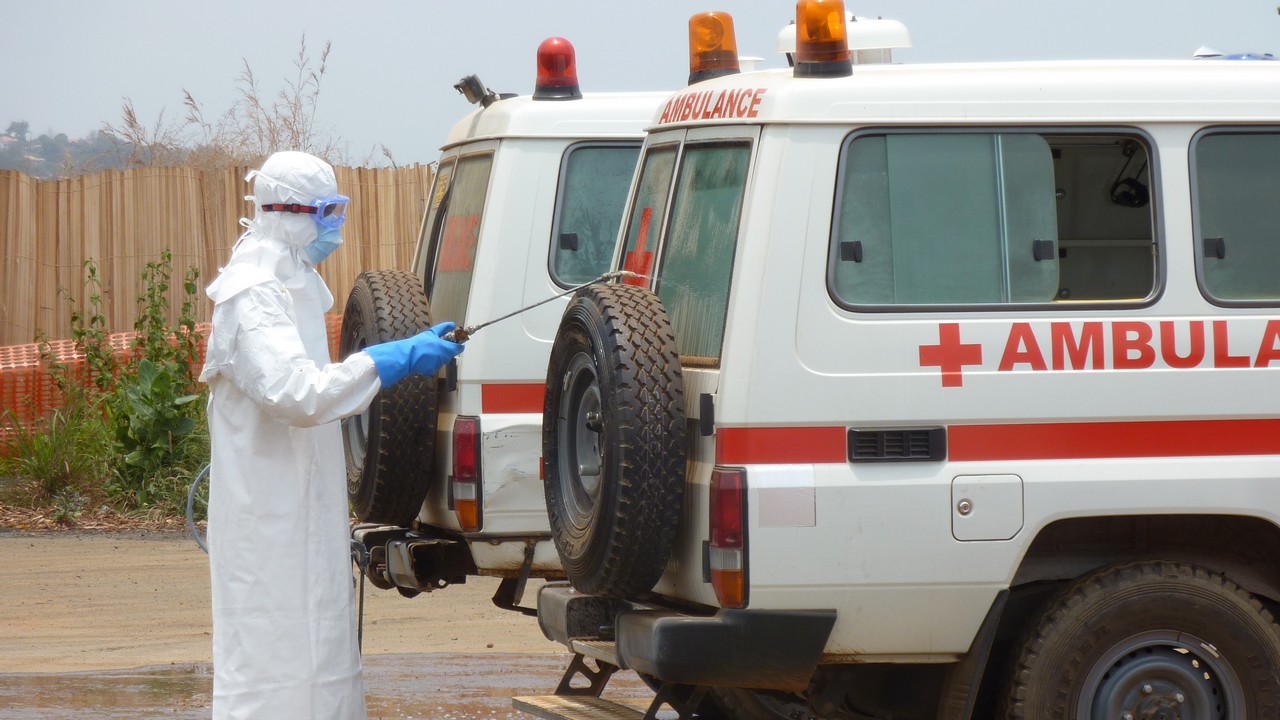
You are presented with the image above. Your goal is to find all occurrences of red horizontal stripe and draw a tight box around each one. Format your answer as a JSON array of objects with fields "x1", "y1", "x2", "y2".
[
  {"x1": 715, "y1": 419, "x2": 1280, "y2": 466},
  {"x1": 950, "y1": 418, "x2": 1280, "y2": 461},
  {"x1": 717, "y1": 426, "x2": 847, "y2": 465},
  {"x1": 480, "y1": 383, "x2": 545, "y2": 414}
]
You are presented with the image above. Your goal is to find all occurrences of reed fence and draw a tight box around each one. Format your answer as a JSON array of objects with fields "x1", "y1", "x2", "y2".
[{"x1": 0, "y1": 164, "x2": 432, "y2": 347}]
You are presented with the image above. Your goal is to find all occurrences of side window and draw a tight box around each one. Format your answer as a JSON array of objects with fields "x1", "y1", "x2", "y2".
[
  {"x1": 656, "y1": 143, "x2": 750, "y2": 364},
  {"x1": 830, "y1": 131, "x2": 1155, "y2": 308},
  {"x1": 550, "y1": 143, "x2": 642, "y2": 286},
  {"x1": 1194, "y1": 130, "x2": 1280, "y2": 303},
  {"x1": 617, "y1": 146, "x2": 678, "y2": 281},
  {"x1": 425, "y1": 153, "x2": 493, "y2": 326}
]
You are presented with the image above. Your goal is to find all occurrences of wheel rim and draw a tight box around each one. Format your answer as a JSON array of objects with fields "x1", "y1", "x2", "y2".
[
  {"x1": 556, "y1": 351, "x2": 605, "y2": 532},
  {"x1": 1083, "y1": 630, "x2": 1244, "y2": 720},
  {"x1": 343, "y1": 409, "x2": 368, "y2": 474},
  {"x1": 341, "y1": 335, "x2": 369, "y2": 478}
]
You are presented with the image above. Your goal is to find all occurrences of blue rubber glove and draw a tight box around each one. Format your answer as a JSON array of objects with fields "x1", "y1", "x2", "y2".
[{"x1": 365, "y1": 321, "x2": 465, "y2": 388}]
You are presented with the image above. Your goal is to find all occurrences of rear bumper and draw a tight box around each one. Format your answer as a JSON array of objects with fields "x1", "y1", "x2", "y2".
[{"x1": 538, "y1": 583, "x2": 836, "y2": 692}]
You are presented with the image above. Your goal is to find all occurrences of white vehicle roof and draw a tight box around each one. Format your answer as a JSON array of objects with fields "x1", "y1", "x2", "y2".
[
  {"x1": 650, "y1": 59, "x2": 1280, "y2": 129},
  {"x1": 441, "y1": 91, "x2": 671, "y2": 149}
]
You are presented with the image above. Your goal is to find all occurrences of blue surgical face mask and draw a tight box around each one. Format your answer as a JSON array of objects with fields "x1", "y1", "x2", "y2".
[{"x1": 304, "y1": 226, "x2": 344, "y2": 265}]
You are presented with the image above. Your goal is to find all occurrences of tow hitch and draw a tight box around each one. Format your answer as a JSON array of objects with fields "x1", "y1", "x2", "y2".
[{"x1": 350, "y1": 524, "x2": 477, "y2": 596}]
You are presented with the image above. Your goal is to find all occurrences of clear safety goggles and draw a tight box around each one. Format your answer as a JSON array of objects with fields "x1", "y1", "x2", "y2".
[{"x1": 260, "y1": 194, "x2": 351, "y2": 229}]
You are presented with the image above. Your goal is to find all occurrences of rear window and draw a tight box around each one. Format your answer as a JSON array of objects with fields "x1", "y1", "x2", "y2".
[
  {"x1": 655, "y1": 143, "x2": 750, "y2": 364},
  {"x1": 1193, "y1": 129, "x2": 1280, "y2": 304},
  {"x1": 830, "y1": 131, "x2": 1157, "y2": 309},
  {"x1": 550, "y1": 142, "x2": 642, "y2": 286},
  {"x1": 425, "y1": 153, "x2": 493, "y2": 326}
]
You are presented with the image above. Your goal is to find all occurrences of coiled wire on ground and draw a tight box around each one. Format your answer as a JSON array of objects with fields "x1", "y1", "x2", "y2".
[{"x1": 187, "y1": 463, "x2": 210, "y2": 554}]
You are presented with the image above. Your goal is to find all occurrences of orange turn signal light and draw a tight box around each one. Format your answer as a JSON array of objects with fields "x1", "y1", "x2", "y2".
[
  {"x1": 795, "y1": 0, "x2": 853, "y2": 78},
  {"x1": 688, "y1": 11, "x2": 740, "y2": 85}
]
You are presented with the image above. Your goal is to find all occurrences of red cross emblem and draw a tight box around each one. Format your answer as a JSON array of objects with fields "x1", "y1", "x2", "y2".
[
  {"x1": 622, "y1": 207, "x2": 654, "y2": 286},
  {"x1": 919, "y1": 323, "x2": 983, "y2": 387}
]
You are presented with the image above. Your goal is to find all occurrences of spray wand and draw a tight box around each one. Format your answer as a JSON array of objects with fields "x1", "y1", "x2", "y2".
[{"x1": 442, "y1": 270, "x2": 642, "y2": 343}]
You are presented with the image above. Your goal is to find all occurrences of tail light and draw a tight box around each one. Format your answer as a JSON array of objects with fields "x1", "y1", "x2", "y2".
[
  {"x1": 709, "y1": 467, "x2": 747, "y2": 608},
  {"x1": 794, "y1": 0, "x2": 853, "y2": 78},
  {"x1": 451, "y1": 416, "x2": 482, "y2": 531},
  {"x1": 688, "y1": 11, "x2": 740, "y2": 85},
  {"x1": 534, "y1": 37, "x2": 582, "y2": 100}
]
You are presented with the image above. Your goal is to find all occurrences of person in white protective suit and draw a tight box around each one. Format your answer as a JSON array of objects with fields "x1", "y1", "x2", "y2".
[{"x1": 199, "y1": 150, "x2": 463, "y2": 720}]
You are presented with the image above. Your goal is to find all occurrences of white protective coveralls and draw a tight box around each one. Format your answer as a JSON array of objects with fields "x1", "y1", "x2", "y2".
[{"x1": 199, "y1": 151, "x2": 377, "y2": 720}]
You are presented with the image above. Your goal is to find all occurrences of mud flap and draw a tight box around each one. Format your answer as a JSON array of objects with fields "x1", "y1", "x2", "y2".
[{"x1": 492, "y1": 541, "x2": 539, "y2": 616}]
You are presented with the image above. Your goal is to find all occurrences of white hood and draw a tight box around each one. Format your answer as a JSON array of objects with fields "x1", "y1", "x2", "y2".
[{"x1": 206, "y1": 150, "x2": 338, "y2": 306}]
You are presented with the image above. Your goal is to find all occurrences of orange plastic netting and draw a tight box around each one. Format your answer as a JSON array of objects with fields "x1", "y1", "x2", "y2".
[{"x1": 0, "y1": 314, "x2": 344, "y2": 444}]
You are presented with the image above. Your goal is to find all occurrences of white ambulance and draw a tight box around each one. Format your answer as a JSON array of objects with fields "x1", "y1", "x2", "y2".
[
  {"x1": 525, "y1": 3, "x2": 1280, "y2": 718},
  {"x1": 340, "y1": 38, "x2": 666, "y2": 612}
]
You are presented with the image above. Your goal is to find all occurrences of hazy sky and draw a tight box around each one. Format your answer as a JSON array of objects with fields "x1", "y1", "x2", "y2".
[{"x1": 5, "y1": 1, "x2": 1279, "y2": 167}]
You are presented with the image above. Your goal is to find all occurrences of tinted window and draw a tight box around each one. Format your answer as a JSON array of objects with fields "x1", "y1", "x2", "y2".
[
  {"x1": 551, "y1": 143, "x2": 641, "y2": 286},
  {"x1": 425, "y1": 153, "x2": 493, "y2": 326},
  {"x1": 656, "y1": 143, "x2": 750, "y2": 363},
  {"x1": 830, "y1": 132, "x2": 1156, "y2": 308},
  {"x1": 1195, "y1": 131, "x2": 1280, "y2": 302}
]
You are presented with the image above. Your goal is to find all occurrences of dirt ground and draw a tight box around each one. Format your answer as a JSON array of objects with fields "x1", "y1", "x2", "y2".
[{"x1": 0, "y1": 528, "x2": 561, "y2": 674}]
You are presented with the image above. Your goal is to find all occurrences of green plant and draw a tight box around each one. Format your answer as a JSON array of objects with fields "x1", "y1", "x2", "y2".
[
  {"x1": 104, "y1": 250, "x2": 208, "y2": 511},
  {"x1": 8, "y1": 251, "x2": 210, "y2": 516},
  {"x1": 50, "y1": 488, "x2": 86, "y2": 525},
  {"x1": 45, "y1": 261, "x2": 116, "y2": 394},
  {"x1": 110, "y1": 359, "x2": 200, "y2": 472},
  {"x1": 0, "y1": 397, "x2": 112, "y2": 506}
]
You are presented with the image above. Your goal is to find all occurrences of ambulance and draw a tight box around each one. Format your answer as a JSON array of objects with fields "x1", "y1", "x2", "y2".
[
  {"x1": 523, "y1": 3, "x2": 1280, "y2": 718},
  {"x1": 340, "y1": 38, "x2": 666, "y2": 612}
]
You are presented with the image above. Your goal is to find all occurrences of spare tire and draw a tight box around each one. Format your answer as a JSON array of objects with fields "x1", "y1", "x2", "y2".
[
  {"x1": 340, "y1": 270, "x2": 440, "y2": 526},
  {"x1": 543, "y1": 283, "x2": 686, "y2": 597}
]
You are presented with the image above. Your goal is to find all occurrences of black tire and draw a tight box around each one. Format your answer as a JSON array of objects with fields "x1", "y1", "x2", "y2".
[
  {"x1": 340, "y1": 270, "x2": 440, "y2": 526},
  {"x1": 1006, "y1": 560, "x2": 1280, "y2": 719},
  {"x1": 542, "y1": 283, "x2": 686, "y2": 598}
]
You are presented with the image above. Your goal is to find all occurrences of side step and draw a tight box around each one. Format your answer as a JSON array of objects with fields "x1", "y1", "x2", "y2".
[{"x1": 514, "y1": 696, "x2": 648, "y2": 720}]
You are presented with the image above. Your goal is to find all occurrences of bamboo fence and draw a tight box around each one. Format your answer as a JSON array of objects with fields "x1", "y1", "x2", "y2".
[{"x1": 0, "y1": 164, "x2": 433, "y2": 347}]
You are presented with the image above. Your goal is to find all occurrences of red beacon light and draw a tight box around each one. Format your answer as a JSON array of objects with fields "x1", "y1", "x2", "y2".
[
  {"x1": 688, "y1": 11, "x2": 740, "y2": 85},
  {"x1": 794, "y1": 0, "x2": 853, "y2": 78},
  {"x1": 534, "y1": 36, "x2": 582, "y2": 100}
]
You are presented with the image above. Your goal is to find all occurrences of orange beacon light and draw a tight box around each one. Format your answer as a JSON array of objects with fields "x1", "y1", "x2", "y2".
[
  {"x1": 688, "y1": 11, "x2": 741, "y2": 85},
  {"x1": 794, "y1": 0, "x2": 853, "y2": 78}
]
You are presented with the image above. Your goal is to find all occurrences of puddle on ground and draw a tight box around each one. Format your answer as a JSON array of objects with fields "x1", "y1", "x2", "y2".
[{"x1": 0, "y1": 653, "x2": 652, "y2": 720}]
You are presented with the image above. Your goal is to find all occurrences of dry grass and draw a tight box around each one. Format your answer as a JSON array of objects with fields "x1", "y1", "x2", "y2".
[
  {"x1": 102, "y1": 34, "x2": 346, "y2": 174},
  {"x1": 0, "y1": 501, "x2": 198, "y2": 532}
]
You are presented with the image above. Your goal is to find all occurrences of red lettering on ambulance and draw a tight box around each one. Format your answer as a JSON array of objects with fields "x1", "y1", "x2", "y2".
[
  {"x1": 1112, "y1": 322, "x2": 1155, "y2": 369},
  {"x1": 1159, "y1": 321, "x2": 1205, "y2": 369},
  {"x1": 1213, "y1": 320, "x2": 1250, "y2": 368},
  {"x1": 1255, "y1": 320, "x2": 1280, "y2": 367},
  {"x1": 710, "y1": 91, "x2": 728, "y2": 119},
  {"x1": 691, "y1": 91, "x2": 709, "y2": 119},
  {"x1": 746, "y1": 88, "x2": 765, "y2": 117},
  {"x1": 721, "y1": 89, "x2": 740, "y2": 118},
  {"x1": 658, "y1": 97, "x2": 675, "y2": 124},
  {"x1": 999, "y1": 323, "x2": 1047, "y2": 371},
  {"x1": 1051, "y1": 322, "x2": 1104, "y2": 370},
  {"x1": 736, "y1": 90, "x2": 754, "y2": 116},
  {"x1": 680, "y1": 95, "x2": 694, "y2": 122}
]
